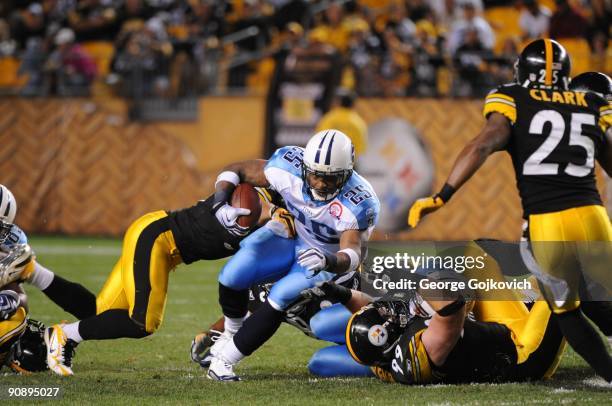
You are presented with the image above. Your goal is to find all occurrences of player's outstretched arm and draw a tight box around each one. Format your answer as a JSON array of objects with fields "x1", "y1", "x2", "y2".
[
  {"x1": 213, "y1": 159, "x2": 270, "y2": 236},
  {"x1": 408, "y1": 113, "x2": 511, "y2": 228},
  {"x1": 420, "y1": 298, "x2": 467, "y2": 367}
]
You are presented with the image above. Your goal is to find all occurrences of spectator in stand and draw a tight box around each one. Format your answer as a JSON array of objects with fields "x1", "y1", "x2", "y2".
[
  {"x1": 227, "y1": 0, "x2": 273, "y2": 88},
  {"x1": 407, "y1": 20, "x2": 443, "y2": 96},
  {"x1": 9, "y1": 2, "x2": 46, "y2": 50},
  {"x1": 549, "y1": 0, "x2": 588, "y2": 39},
  {"x1": 0, "y1": 19, "x2": 17, "y2": 57},
  {"x1": 453, "y1": 26, "x2": 493, "y2": 97},
  {"x1": 309, "y1": 2, "x2": 349, "y2": 53},
  {"x1": 519, "y1": 0, "x2": 551, "y2": 41},
  {"x1": 586, "y1": 0, "x2": 610, "y2": 52},
  {"x1": 46, "y1": 27, "x2": 97, "y2": 95},
  {"x1": 447, "y1": 1, "x2": 494, "y2": 55},
  {"x1": 385, "y1": 2, "x2": 416, "y2": 45},
  {"x1": 67, "y1": 0, "x2": 121, "y2": 42}
]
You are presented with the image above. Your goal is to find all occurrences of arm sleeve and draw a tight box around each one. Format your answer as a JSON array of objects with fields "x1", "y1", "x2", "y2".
[{"x1": 483, "y1": 87, "x2": 517, "y2": 124}]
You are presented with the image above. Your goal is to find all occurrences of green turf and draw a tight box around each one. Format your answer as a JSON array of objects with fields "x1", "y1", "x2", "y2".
[{"x1": 1, "y1": 237, "x2": 610, "y2": 405}]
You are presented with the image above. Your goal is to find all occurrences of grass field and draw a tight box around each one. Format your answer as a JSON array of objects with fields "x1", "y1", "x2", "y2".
[{"x1": 1, "y1": 236, "x2": 610, "y2": 405}]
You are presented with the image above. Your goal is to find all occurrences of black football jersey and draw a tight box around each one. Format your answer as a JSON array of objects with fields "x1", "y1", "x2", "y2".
[
  {"x1": 379, "y1": 317, "x2": 517, "y2": 384},
  {"x1": 483, "y1": 84, "x2": 612, "y2": 217},
  {"x1": 167, "y1": 196, "x2": 241, "y2": 264},
  {"x1": 167, "y1": 188, "x2": 285, "y2": 264}
]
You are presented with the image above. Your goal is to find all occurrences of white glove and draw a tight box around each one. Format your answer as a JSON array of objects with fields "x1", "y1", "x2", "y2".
[
  {"x1": 297, "y1": 248, "x2": 330, "y2": 276},
  {"x1": 0, "y1": 289, "x2": 20, "y2": 320},
  {"x1": 214, "y1": 203, "x2": 251, "y2": 237}
]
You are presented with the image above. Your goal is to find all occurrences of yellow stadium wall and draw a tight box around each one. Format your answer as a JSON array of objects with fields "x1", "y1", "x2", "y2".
[{"x1": 0, "y1": 97, "x2": 605, "y2": 240}]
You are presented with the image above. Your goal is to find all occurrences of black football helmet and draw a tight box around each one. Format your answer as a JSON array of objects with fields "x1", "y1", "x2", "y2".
[
  {"x1": 6, "y1": 319, "x2": 48, "y2": 374},
  {"x1": 569, "y1": 72, "x2": 612, "y2": 101},
  {"x1": 345, "y1": 301, "x2": 411, "y2": 366},
  {"x1": 515, "y1": 39, "x2": 571, "y2": 90}
]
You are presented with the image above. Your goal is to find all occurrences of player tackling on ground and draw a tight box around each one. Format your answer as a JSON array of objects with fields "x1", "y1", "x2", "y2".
[
  {"x1": 408, "y1": 39, "x2": 612, "y2": 382},
  {"x1": 207, "y1": 130, "x2": 379, "y2": 380}
]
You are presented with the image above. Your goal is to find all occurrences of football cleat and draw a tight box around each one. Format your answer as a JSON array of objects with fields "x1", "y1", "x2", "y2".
[
  {"x1": 45, "y1": 324, "x2": 77, "y2": 376},
  {"x1": 209, "y1": 331, "x2": 233, "y2": 358},
  {"x1": 190, "y1": 329, "x2": 222, "y2": 368},
  {"x1": 207, "y1": 356, "x2": 241, "y2": 381},
  {"x1": 0, "y1": 244, "x2": 34, "y2": 286}
]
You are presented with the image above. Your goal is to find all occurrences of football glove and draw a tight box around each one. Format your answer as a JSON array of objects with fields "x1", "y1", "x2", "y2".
[
  {"x1": 299, "y1": 281, "x2": 352, "y2": 305},
  {"x1": 407, "y1": 195, "x2": 445, "y2": 228},
  {"x1": 0, "y1": 290, "x2": 20, "y2": 320},
  {"x1": 213, "y1": 203, "x2": 251, "y2": 237},
  {"x1": 190, "y1": 329, "x2": 222, "y2": 368},
  {"x1": 0, "y1": 244, "x2": 34, "y2": 287},
  {"x1": 297, "y1": 248, "x2": 335, "y2": 277}
]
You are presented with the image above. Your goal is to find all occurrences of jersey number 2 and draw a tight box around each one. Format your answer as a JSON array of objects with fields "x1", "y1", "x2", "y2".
[{"x1": 523, "y1": 110, "x2": 595, "y2": 177}]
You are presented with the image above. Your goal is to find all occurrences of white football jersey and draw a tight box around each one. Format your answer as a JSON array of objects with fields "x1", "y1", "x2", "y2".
[{"x1": 264, "y1": 146, "x2": 380, "y2": 255}]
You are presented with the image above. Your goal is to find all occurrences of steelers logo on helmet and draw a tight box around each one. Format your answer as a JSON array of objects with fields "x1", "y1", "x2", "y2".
[
  {"x1": 302, "y1": 129, "x2": 354, "y2": 202},
  {"x1": 367, "y1": 324, "x2": 388, "y2": 347},
  {"x1": 515, "y1": 39, "x2": 570, "y2": 90}
]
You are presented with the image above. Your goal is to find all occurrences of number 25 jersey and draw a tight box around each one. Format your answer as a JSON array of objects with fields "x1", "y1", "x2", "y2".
[{"x1": 483, "y1": 83, "x2": 612, "y2": 217}]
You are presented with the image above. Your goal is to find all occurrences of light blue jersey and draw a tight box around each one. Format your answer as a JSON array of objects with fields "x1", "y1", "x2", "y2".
[{"x1": 265, "y1": 146, "x2": 380, "y2": 255}]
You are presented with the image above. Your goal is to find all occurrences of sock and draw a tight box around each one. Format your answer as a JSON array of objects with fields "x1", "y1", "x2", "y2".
[
  {"x1": 233, "y1": 301, "x2": 284, "y2": 356},
  {"x1": 29, "y1": 262, "x2": 54, "y2": 290},
  {"x1": 79, "y1": 309, "x2": 149, "y2": 340},
  {"x1": 220, "y1": 339, "x2": 246, "y2": 365},
  {"x1": 42, "y1": 275, "x2": 97, "y2": 319},
  {"x1": 219, "y1": 283, "x2": 249, "y2": 318},
  {"x1": 581, "y1": 301, "x2": 612, "y2": 336},
  {"x1": 62, "y1": 321, "x2": 83, "y2": 344},
  {"x1": 224, "y1": 315, "x2": 247, "y2": 335},
  {"x1": 555, "y1": 308, "x2": 612, "y2": 382}
]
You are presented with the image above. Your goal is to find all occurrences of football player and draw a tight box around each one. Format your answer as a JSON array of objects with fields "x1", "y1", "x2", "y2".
[
  {"x1": 567, "y1": 71, "x2": 612, "y2": 341},
  {"x1": 0, "y1": 185, "x2": 49, "y2": 374},
  {"x1": 408, "y1": 40, "x2": 612, "y2": 381},
  {"x1": 1, "y1": 185, "x2": 293, "y2": 376},
  {"x1": 191, "y1": 272, "x2": 373, "y2": 377},
  {"x1": 206, "y1": 129, "x2": 380, "y2": 380},
  {"x1": 345, "y1": 296, "x2": 565, "y2": 385}
]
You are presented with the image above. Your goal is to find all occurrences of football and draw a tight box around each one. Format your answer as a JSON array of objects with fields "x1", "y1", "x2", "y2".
[{"x1": 231, "y1": 183, "x2": 262, "y2": 228}]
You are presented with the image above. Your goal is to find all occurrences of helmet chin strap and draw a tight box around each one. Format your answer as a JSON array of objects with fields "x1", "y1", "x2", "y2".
[{"x1": 310, "y1": 188, "x2": 339, "y2": 202}]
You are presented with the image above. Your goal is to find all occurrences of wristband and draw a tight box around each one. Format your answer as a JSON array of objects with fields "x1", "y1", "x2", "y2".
[
  {"x1": 437, "y1": 296, "x2": 466, "y2": 317},
  {"x1": 338, "y1": 248, "x2": 360, "y2": 272},
  {"x1": 436, "y1": 183, "x2": 456, "y2": 203},
  {"x1": 215, "y1": 171, "x2": 240, "y2": 187}
]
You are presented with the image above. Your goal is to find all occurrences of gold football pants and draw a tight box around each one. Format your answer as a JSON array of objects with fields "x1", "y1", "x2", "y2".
[
  {"x1": 95, "y1": 211, "x2": 182, "y2": 333},
  {"x1": 527, "y1": 205, "x2": 612, "y2": 313},
  {"x1": 0, "y1": 306, "x2": 27, "y2": 364}
]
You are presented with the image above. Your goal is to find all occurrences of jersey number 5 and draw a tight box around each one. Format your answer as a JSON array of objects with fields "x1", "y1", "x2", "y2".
[{"x1": 523, "y1": 110, "x2": 596, "y2": 177}]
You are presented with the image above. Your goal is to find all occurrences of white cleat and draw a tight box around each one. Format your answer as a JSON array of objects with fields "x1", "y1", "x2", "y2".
[
  {"x1": 45, "y1": 324, "x2": 77, "y2": 376},
  {"x1": 209, "y1": 331, "x2": 233, "y2": 358},
  {"x1": 207, "y1": 356, "x2": 241, "y2": 381}
]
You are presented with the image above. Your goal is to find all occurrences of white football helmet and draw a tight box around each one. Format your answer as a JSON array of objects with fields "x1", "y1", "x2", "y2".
[
  {"x1": 302, "y1": 129, "x2": 354, "y2": 201},
  {"x1": 0, "y1": 185, "x2": 16, "y2": 224}
]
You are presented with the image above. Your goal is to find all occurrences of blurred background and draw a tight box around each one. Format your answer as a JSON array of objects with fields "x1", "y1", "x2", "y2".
[{"x1": 0, "y1": 0, "x2": 609, "y2": 240}]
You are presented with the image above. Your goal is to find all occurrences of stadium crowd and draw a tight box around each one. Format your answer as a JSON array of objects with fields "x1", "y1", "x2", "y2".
[{"x1": 0, "y1": 0, "x2": 609, "y2": 97}]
